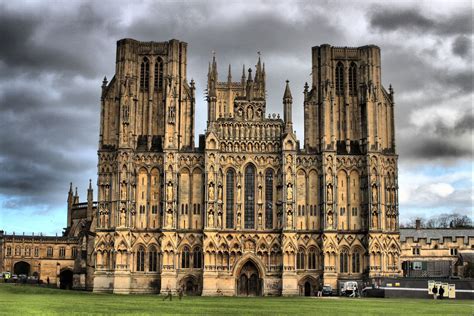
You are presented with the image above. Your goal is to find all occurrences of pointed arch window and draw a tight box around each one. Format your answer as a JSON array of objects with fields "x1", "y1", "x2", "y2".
[
  {"x1": 193, "y1": 247, "x2": 202, "y2": 268},
  {"x1": 352, "y1": 252, "x2": 361, "y2": 273},
  {"x1": 149, "y1": 247, "x2": 158, "y2": 272},
  {"x1": 244, "y1": 164, "x2": 256, "y2": 229},
  {"x1": 335, "y1": 62, "x2": 344, "y2": 96},
  {"x1": 349, "y1": 62, "x2": 357, "y2": 95},
  {"x1": 308, "y1": 248, "x2": 317, "y2": 270},
  {"x1": 297, "y1": 248, "x2": 305, "y2": 270},
  {"x1": 265, "y1": 169, "x2": 274, "y2": 229},
  {"x1": 226, "y1": 169, "x2": 235, "y2": 228},
  {"x1": 340, "y1": 249, "x2": 349, "y2": 273},
  {"x1": 140, "y1": 57, "x2": 150, "y2": 91},
  {"x1": 154, "y1": 57, "x2": 164, "y2": 91},
  {"x1": 137, "y1": 246, "x2": 145, "y2": 271},
  {"x1": 181, "y1": 246, "x2": 190, "y2": 268}
]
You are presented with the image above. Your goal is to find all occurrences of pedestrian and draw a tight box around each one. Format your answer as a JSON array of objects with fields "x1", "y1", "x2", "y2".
[
  {"x1": 47, "y1": 277, "x2": 50, "y2": 286},
  {"x1": 178, "y1": 286, "x2": 183, "y2": 301},
  {"x1": 432, "y1": 285, "x2": 438, "y2": 300},
  {"x1": 438, "y1": 286, "x2": 444, "y2": 300},
  {"x1": 163, "y1": 287, "x2": 172, "y2": 301}
]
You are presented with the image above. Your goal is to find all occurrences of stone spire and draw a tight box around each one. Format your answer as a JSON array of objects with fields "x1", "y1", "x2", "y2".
[{"x1": 283, "y1": 80, "x2": 293, "y2": 132}]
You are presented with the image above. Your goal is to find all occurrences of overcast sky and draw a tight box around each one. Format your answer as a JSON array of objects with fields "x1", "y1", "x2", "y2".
[{"x1": 0, "y1": 0, "x2": 472, "y2": 235}]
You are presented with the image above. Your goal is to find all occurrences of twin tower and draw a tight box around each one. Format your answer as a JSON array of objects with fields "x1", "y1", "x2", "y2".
[{"x1": 93, "y1": 38, "x2": 400, "y2": 295}]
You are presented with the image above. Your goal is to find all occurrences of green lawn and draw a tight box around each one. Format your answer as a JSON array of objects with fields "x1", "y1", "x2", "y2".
[{"x1": 0, "y1": 284, "x2": 471, "y2": 315}]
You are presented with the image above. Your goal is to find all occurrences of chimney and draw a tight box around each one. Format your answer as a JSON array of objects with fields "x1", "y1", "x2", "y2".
[{"x1": 415, "y1": 219, "x2": 421, "y2": 230}]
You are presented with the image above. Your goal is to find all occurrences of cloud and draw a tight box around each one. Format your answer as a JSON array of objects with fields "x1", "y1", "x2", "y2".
[
  {"x1": 0, "y1": 0, "x2": 472, "y2": 233},
  {"x1": 369, "y1": 7, "x2": 472, "y2": 36}
]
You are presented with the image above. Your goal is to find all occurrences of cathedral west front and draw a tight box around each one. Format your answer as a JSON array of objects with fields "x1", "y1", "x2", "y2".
[{"x1": 90, "y1": 38, "x2": 401, "y2": 295}]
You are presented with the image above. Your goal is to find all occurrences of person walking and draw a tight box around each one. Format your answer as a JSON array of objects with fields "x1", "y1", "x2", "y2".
[
  {"x1": 438, "y1": 286, "x2": 445, "y2": 300},
  {"x1": 163, "y1": 287, "x2": 172, "y2": 301},
  {"x1": 432, "y1": 285, "x2": 438, "y2": 300}
]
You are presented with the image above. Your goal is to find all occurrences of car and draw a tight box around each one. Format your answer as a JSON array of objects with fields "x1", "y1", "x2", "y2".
[
  {"x1": 322, "y1": 285, "x2": 333, "y2": 296},
  {"x1": 341, "y1": 281, "x2": 359, "y2": 297}
]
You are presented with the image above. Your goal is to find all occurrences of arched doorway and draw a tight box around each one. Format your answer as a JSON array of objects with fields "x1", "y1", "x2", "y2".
[
  {"x1": 237, "y1": 261, "x2": 262, "y2": 296},
  {"x1": 298, "y1": 276, "x2": 319, "y2": 296},
  {"x1": 14, "y1": 261, "x2": 30, "y2": 276},
  {"x1": 180, "y1": 276, "x2": 201, "y2": 296},
  {"x1": 304, "y1": 282, "x2": 311, "y2": 296},
  {"x1": 59, "y1": 269, "x2": 73, "y2": 290}
]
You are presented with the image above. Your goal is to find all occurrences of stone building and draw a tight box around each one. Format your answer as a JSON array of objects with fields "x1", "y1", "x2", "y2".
[
  {"x1": 92, "y1": 38, "x2": 401, "y2": 295},
  {"x1": 0, "y1": 183, "x2": 96, "y2": 289}
]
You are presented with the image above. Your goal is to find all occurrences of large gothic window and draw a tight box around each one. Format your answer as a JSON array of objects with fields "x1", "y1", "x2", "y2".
[
  {"x1": 308, "y1": 247, "x2": 317, "y2": 270},
  {"x1": 226, "y1": 169, "x2": 235, "y2": 228},
  {"x1": 349, "y1": 62, "x2": 357, "y2": 95},
  {"x1": 137, "y1": 246, "x2": 145, "y2": 272},
  {"x1": 193, "y1": 247, "x2": 202, "y2": 268},
  {"x1": 335, "y1": 62, "x2": 344, "y2": 96},
  {"x1": 352, "y1": 252, "x2": 361, "y2": 273},
  {"x1": 297, "y1": 248, "x2": 305, "y2": 270},
  {"x1": 244, "y1": 164, "x2": 256, "y2": 229},
  {"x1": 140, "y1": 57, "x2": 150, "y2": 91},
  {"x1": 265, "y1": 169, "x2": 274, "y2": 229},
  {"x1": 339, "y1": 250, "x2": 349, "y2": 273},
  {"x1": 154, "y1": 57, "x2": 164, "y2": 91},
  {"x1": 149, "y1": 246, "x2": 158, "y2": 272},
  {"x1": 181, "y1": 246, "x2": 190, "y2": 268}
]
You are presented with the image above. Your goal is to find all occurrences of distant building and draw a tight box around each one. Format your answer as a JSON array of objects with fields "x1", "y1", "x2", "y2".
[
  {"x1": 400, "y1": 220, "x2": 474, "y2": 278},
  {"x1": 0, "y1": 182, "x2": 96, "y2": 289}
]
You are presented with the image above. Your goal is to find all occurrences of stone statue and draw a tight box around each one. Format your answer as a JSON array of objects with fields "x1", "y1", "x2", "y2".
[
  {"x1": 167, "y1": 182, "x2": 173, "y2": 201},
  {"x1": 218, "y1": 185, "x2": 223, "y2": 201},
  {"x1": 287, "y1": 184, "x2": 293, "y2": 201},
  {"x1": 217, "y1": 212, "x2": 222, "y2": 228},
  {"x1": 327, "y1": 211, "x2": 333, "y2": 228},
  {"x1": 209, "y1": 185, "x2": 215, "y2": 200},
  {"x1": 327, "y1": 185, "x2": 333, "y2": 202},
  {"x1": 120, "y1": 210, "x2": 126, "y2": 227},
  {"x1": 287, "y1": 210, "x2": 293, "y2": 228},
  {"x1": 208, "y1": 211, "x2": 214, "y2": 227},
  {"x1": 167, "y1": 210, "x2": 173, "y2": 228},
  {"x1": 237, "y1": 212, "x2": 241, "y2": 228},
  {"x1": 372, "y1": 210, "x2": 378, "y2": 228},
  {"x1": 372, "y1": 185, "x2": 377, "y2": 203},
  {"x1": 237, "y1": 183, "x2": 241, "y2": 202}
]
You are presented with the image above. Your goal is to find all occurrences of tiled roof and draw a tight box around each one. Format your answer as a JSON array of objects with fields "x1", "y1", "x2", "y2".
[{"x1": 400, "y1": 228, "x2": 474, "y2": 243}]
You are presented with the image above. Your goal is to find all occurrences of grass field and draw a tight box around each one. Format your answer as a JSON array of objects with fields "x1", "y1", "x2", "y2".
[{"x1": 0, "y1": 284, "x2": 472, "y2": 315}]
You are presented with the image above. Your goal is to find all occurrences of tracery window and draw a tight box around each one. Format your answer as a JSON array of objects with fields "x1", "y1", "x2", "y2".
[
  {"x1": 349, "y1": 62, "x2": 357, "y2": 95},
  {"x1": 181, "y1": 246, "x2": 190, "y2": 268},
  {"x1": 59, "y1": 247, "x2": 66, "y2": 258},
  {"x1": 226, "y1": 169, "x2": 235, "y2": 228},
  {"x1": 335, "y1": 62, "x2": 344, "y2": 96},
  {"x1": 308, "y1": 248, "x2": 317, "y2": 270},
  {"x1": 6, "y1": 246, "x2": 11, "y2": 256},
  {"x1": 140, "y1": 57, "x2": 150, "y2": 91},
  {"x1": 15, "y1": 246, "x2": 21, "y2": 256},
  {"x1": 297, "y1": 248, "x2": 305, "y2": 270},
  {"x1": 340, "y1": 250, "x2": 349, "y2": 273},
  {"x1": 34, "y1": 247, "x2": 39, "y2": 257},
  {"x1": 352, "y1": 252, "x2": 360, "y2": 273},
  {"x1": 136, "y1": 246, "x2": 145, "y2": 271},
  {"x1": 265, "y1": 169, "x2": 274, "y2": 229},
  {"x1": 47, "y1": 247, "x2": 53, "y2": 257},
  {"x1": 244, "y1": 164, "x2": 256, "y2": 229},
  {"x1": 193, "y1": 248, "x2": 202, "y2": 268},
  {"x1": 149, "y1": 247, "x2": 158, "y2": 272}
]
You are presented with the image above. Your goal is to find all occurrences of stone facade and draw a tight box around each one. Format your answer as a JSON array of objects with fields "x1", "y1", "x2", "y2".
[
  {"x1": 0, "y1": 183, "x2": 96, "y2": 290},
  {"x1": 92, "y1": 39, "x2": 401, "y2": 295}
]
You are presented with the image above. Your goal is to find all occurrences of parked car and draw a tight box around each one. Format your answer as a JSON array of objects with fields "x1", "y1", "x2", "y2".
[
  {"x1": 341, "y1": 281, "x2": 359, "y2": 297},
  {"x1": 322, "y1": 285, "x2": 333, "y2": 296}
]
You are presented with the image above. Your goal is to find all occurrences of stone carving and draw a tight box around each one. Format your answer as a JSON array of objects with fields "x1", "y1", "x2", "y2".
[
  {"x1": 208, "y1": 211, "x2": 214, "y2": 227},
  {"x1": 209, "y1": 184, "x2": 215, "y2": 201},
  {"x1": 286, "y1": 183, "x2": 293, "y2": 201},
  {"x1": 327, "y1": 184, "x2": 333, "y2": 202},
  {"x1": 287, "y1": 210, "x2": 293, "y2": 228},
  {"x1": 327, "y1": 209, "x2": 333, "y2": 228},
  {"x1": 167, "y1": 182, "x2": 173, "y2": 201}
]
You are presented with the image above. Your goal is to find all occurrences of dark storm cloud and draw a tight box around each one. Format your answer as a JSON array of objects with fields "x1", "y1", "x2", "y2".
[
  {"x1": 0, "y1": 0, "x2": 472, "y2": 231},
  {"x1": 369, "y1": 7, "x2": 472, "y2": 35},
  {"x1": 452, "y1": 35, "x2": 472, "y2": 58}
]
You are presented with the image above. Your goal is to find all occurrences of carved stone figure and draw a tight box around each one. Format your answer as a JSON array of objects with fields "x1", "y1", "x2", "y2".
[
  {"x1": 167, "y1": 210, "x2": 173, "y2": 228},
  {"x1": 327, "y1": 185, "x2": 333, "y2": 202},
  {"x1": 327, "y1": 211, "x2": 333, "y2": 228},
  {"x1": 286, "y1": 183, "x2": 293, "y2": 201},
  {"x1": 209, "y1": 185, "x2": 215, "y2": 200},
  {"x1": 287, "y1": 210, "x2": 293, "y2": 228},
  {"x1": 167, "y1": 182, "x2": 173, "y2": 201},
  {"x1": 372, "y1": 185, "x2": 378, "y2": 203},
  {"x1": 120, "y1": 210, "x2": 126, "y2": 227},
  {"x1": 208, "y1": 211, "x2": 214, "y2": 227}
]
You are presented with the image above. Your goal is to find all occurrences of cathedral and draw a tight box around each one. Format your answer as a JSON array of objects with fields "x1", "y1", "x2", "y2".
[{"x1": 90, "y1": 38, "x2": 401, "y2": 295}]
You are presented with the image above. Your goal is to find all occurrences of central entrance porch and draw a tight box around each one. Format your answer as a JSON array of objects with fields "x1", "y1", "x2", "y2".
[{"x1": 236, "y1": 261, "x2": 262, "y2": 296}]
